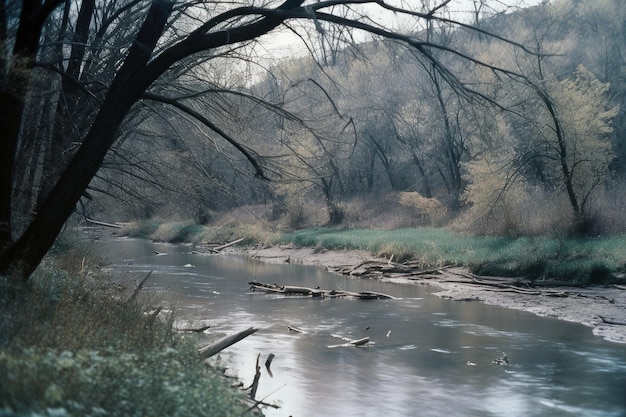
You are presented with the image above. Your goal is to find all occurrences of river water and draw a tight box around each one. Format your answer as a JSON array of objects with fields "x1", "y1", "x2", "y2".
[{"x1": 93, "y1": 236, "x2": 626, "y2": 417}]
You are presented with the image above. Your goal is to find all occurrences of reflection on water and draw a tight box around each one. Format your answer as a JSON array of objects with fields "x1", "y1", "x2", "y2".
[{"x1": 95, "y1": 236, "x2": 626, "y2": 417}]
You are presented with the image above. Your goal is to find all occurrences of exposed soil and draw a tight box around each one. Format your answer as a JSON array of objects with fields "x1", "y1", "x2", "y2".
[{"x1": 238, "y1": 244, "x2": 626, "y2": 344}]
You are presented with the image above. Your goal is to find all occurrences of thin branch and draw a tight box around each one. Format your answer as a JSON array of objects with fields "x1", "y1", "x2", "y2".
[{"x1": 142, "y1": 92, "x2": 268, "y2": 179}]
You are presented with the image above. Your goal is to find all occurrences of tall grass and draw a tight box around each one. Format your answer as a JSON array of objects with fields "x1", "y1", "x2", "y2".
[
  {"x1": 0, "y1": 234, "x2": 255, "y2": 416},
  {"x1": 283, "y1": 228, "x2": 626, "y2": 284}
]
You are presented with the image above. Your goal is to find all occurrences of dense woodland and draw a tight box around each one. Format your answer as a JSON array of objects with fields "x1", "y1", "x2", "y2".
[
  {"x1": 2, "y1": 0, "x2": 626, "y2": 280},
  {"x1": 84, "y1": 0, "x2": 626, "y2": 236}
]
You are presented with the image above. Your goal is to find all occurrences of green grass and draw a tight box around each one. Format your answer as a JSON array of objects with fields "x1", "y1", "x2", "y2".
[
  {"x1": 0, "y1": 236, "x2": 256, "y2": 416},
  {"x1": 282, "y1": 228, "x2": 626, "y2": 285},
  {"x1": 120, "y1": 219, "x2": 626, "y2": 285}
]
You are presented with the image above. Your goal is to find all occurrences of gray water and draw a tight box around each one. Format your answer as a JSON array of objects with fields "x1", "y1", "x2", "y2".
[{"x1": 94, "y1": 236, "x2": 626, "y2": 417}]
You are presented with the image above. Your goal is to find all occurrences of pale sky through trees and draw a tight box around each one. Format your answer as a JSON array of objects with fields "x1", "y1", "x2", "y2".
[{"x1": 258, "y1": 0, "x2": 545, "y2": 59}]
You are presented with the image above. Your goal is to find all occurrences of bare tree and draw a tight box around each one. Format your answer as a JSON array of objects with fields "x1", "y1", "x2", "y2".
[{"x1": 0, "y1": 0, "x2": 531, "y2": 282}]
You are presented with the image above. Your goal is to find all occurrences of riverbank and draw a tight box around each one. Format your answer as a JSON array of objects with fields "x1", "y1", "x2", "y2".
[
  {"x1": 238, "y1": 245, "x2": 626, "y2": 344},
  {"x1": 0, "y1": 238, "x2": 258, "y2": 417}
]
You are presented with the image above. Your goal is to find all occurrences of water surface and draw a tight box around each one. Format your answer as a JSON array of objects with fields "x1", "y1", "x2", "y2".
[{"x1": 94, "y1": 236, "x2": 626, "y2": 417}]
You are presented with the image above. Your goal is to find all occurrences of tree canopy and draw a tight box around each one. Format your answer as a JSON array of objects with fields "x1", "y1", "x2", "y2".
[
  {"x1": 2, "y1": 0, "x2": 623, "y2": 282},
  {"x1": 0, "y1": 0, "x2": 537, "y2": 282}
]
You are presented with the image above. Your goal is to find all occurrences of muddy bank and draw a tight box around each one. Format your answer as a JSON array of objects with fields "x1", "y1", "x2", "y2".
[{"x1": 238, "y1": 245, "x2": 626, "y2": 344}]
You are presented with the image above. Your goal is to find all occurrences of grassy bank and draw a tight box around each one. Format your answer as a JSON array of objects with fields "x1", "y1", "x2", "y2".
[
  {"x1": 120, "y1": 218, "x2": 277, "y2": 247},
  {"x1": 282, "y1": 228, "x2": 626, "y2": 285},
  {"x1": 0, "y1": 235, "x2": 256, "y2": 416},
  {"x1": 119, "y1": 218, "x2": 626, "y2": 285}
]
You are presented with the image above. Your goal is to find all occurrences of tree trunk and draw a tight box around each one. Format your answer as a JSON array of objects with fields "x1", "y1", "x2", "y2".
[
  {"x1": 0, "y1": 0, "x2": 304, "y2": 282},
  {"x1": 0, "y1": 0, "x2": 64, "y2": 249},
  {"x1": 0, "y1": 0, "x2": 173, "y2": 281}
]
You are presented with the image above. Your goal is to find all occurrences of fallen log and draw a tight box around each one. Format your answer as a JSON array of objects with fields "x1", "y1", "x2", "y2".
[
  {"x1": 249, "y1": 281, "x2": 395, "y2": 300},
  {"x1": 249, "y1": 281, "x2": 285, "y2": 294},
  {"x1": 212, "y1": 237, "x2": 247, "y2": 252},
  {"x1": 284, "y1": 285, "x2": 321, "y2": 296},
  {"x1": 356, "y1": 290, "x2": 397, "y2": 300},
  {"x1": 249, "y1": 283, "x2": 323, "y2": 296},
  {"x1": 198, "y1": 327, "x2": 258, "y2": 359}
]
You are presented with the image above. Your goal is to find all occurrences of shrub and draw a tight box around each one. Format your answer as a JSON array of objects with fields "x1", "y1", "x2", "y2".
[
  {"x1": 119, "y1": 219, "x2": 160, "y2": 238},
  {"x1": 398, "y1": 192, "x2": 447, "y2": 225},
  {"x1": 340, "y1": 193, "x2": 439, "y2": 230},
  {"x1": 151, "y1": 220, "x2": 193, "y2": 242}
]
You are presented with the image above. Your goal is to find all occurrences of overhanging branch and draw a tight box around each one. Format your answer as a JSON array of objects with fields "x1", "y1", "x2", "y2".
[{"x1": 142, "y1": 92, "x2": 268, "y2": 179}]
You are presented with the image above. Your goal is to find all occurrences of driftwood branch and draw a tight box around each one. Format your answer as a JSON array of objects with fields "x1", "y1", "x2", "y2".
[
  {"x1": 204, "y1": 237, "x2": 247, "y2": 253},
  {"x1": 599, "y1": 315, "x2": 626, "y2": 326},
  {"x1": 330, "y1": 259, "x2": 607, "y2": 300},
  {"x1": 249, "y1": 281, "x2": 395, "y2": 300},
  {"x1": 85, "y1": 217, "x2": 123, "y2": 229},
  {"x1": 288, "y1": 325, "x2": 306, "y2": 334},
  {"x1": 126, "y1": 270, "x2": 153, "y2": 303},
  {"x1": 248, "y1": 353, "x2": 262, "y2": 400},
  {"x1": 198, "y1": 327, "x2": 259, "y2": 359},
  {"x1": 214, "y1": 237, "x2": 246, "y2": 251}
]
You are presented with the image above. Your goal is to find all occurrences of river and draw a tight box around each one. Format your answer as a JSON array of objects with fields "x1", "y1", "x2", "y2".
[{"x1": 93, "y1": 236, "x2": 626, "y2": 417}]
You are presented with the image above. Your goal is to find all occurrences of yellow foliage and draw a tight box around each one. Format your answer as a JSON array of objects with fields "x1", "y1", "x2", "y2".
[
  {"x1": 462, "y1": 157, "x2": 509, "y2": 217},
  {"x1": 547, "y1": 65, "x2": 618, "y2": 206},
  {"x1": 398, "y1": 192, "x2": 447, "y2": 223}
]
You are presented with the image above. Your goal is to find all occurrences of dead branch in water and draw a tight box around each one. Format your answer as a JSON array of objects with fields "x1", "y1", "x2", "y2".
[
  {"x1": 198, "y1": 327, "x2": 258, "y2": 359},
  {"x1": 265, "y1": 353, "x2": 275, "y2": 378},
  {"x1": 249, "y1": 281, "x2": 395, "y2": 300},
  {"x1": 248, "y1": 353, "x2": 262, "y2": 400},
  {"x1": 288, "y1": 325, "x2": 306, "y2": 334}
]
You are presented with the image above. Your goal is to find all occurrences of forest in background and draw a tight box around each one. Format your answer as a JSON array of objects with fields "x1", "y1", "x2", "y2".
[{"x1": 56, "y1": 0, "x2": 626, "y2": 236}]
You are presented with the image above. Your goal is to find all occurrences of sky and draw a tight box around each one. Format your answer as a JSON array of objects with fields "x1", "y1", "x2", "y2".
[{"x1": 256, "y1": 0, "x2": 546, "y2": 59}]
